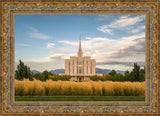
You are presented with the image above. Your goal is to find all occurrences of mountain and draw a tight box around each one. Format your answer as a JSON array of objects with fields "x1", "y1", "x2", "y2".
[
  {"x1": 31, "y1": 68, "x2": 125, "y2": 75},
  {"x1": 96, "y1": 68, "x2": 125, "y2": 75},
  {"x1": 116, "y1": 70, "x2": 125, "y2": 75},
  {"x1": 31, "y1": 70, "x2": 42, "y2": 74},
  {"x1": 50, "y1": 69, "x2": 65, "y2": 75},
  {"x1": 96, "y1": 68, "x2": 111, "y2": 75}
]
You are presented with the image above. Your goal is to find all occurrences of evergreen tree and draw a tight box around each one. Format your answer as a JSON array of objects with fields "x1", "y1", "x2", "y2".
[
  {"x1": 139, "y1": 68, "x2": 145, "y2": 81},
  {"x1": 33, "y1": 73, "x2": 45, "y2": 81},
  {"x1": 15, "y1": 60, "x2": 32, "y2": 80},
  {"x1": 108, "y1": 70, "x2": 116, "y2": 76},
  {"x1": 43, "y1": 70, "x2": 49, "y2": 81},
  {"x1": 124, "y1": 70, "x2": 129, "y2": 75},
  {"x1": 130, "y1": 63, "x2": 140, "y2": 81},
  {"x1": 124, "y1": 70, "x2": 131, "y2": 81},
  {"x1": 113, "y1": 73, "x2": 124, "y2": 81}
]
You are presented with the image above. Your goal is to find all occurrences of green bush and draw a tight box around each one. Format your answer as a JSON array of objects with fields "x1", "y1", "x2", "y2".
[{"x1": 49, "y1": 75, "x2": 71, "y2": 81}]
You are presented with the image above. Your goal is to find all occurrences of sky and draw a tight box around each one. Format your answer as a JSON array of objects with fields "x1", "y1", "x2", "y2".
[{"x1": 15, "y1": 15, "x2": 145, "y2": 72}]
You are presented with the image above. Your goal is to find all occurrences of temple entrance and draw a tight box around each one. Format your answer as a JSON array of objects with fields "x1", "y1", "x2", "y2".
[
  {"x1": 77, "y1": 76, "x2": 84, "y2": 82},
  {"x1": 79, "y1": 77, "x2": 82, "y2": 82}
]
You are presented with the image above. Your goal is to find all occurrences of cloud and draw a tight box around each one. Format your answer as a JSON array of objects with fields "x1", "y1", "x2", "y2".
[
  {"x1": 17, "y1": 33, "x2": 145, "y2": 71},
  {"x1": 49, "y1": 54, "x2": 65, "y2": 60},
  {"x1": 29, "y1": 32, "x2": 51, "y2": 40},
  {"x1": 25, "y1": 25, "x2": 38, "y2": 32},
  {"x1": 57, "y1": 33, "x2": 145, "y2": 64},
  {"x1": 96, "y1": 61, "x2": 145, "y2": 67},
  {"x1": 22, "y1": 57, "x2": 51, "y2": 63},
  {"x1": 84, "y1": 33, "x2": 145, "y2": 56},
  {"x1": 16, "y1": 54, "x2": 66, "y2": 71},
  {"x1": 96, "y1": 15, "x2": 123, "y2": 22},
  {"x1": 16, "y1": 16, "x2": 146, "y2": 71},
  {"x1": 26, "y1": 26, "x2": 51, "y2": 40},
  {"x1": 109, "y1": 15, "x2": 145, "y2": 28},
  {"x1": 86, "y1": 37, "x2": 92, "y2": 40},
  {"x1": 47, "y1": 43, "x2": 55, "y2": 49},
  {"x1": 15, "y1": 58, "x2": 64, "y2": 72},
  {"x1": 97, "y1": 15, "x2": 145, "y2": 35},
  {"x1": 58, "y1": 33, "x2": 145, "y2": 54},
  {"x1": 97, "y1": 25, "x2": 114, "y2": 35},
  {"x1": 96, "y1": 15, "x2": 110, "y2": 21},
  {"x1": 129, "y1": 25, "x2": 145, "y2": 33},
  {"x1": 18, "y1": 43, "x2": 31, "y2": 47},
  {"x1": 110, "y1": 38, "x2": 145, "y2": 59},
  {"x1": 22, "y1": 54, "x2": 65, "y2": 63},
  {"x1": 59, "y1": 40, "x2": 78, "y2": 46}
]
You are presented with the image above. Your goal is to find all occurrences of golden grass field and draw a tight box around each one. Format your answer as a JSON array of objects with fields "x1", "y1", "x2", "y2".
[{"x1": 15, "y1": 79, "x2": 145, "y2": 96}]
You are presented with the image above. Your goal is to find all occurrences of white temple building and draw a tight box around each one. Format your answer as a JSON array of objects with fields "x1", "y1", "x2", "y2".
[{"x1": 64, "y1": 34, "x2": 102, "y2": 82}]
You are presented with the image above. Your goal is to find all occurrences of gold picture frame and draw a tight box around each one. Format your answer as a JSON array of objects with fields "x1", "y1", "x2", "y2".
[{"x1": 0, "y1": 0, "x2": 159, "y2": 115}]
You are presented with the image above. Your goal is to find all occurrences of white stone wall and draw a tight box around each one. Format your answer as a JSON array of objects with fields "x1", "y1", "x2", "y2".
[
  {"x1": 91, "y1": 59, "x2": 96, "y2": 75},
  {"x1": 65, "y1": 59, "x2": 70, "y2": 75},
  {"x1": 65, "y1": 56, "x2": 96, "y2": 76}
]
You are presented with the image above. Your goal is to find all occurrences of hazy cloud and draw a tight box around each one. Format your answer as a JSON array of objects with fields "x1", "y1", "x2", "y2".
[
  {"x1": 97, "y1": 15, "x2": 145, "y2": 35},
  {"x1": 26, "y1": 26, "x2": 52, "y2": 40},
  {"x1": 97, "y1": 61, "x2": 145, "y2": 67},
  {"x1": 97, "y1": 25, "x2": 114, "y2": 35},
  {"x1": 16, "y1": 54, "x2": 66, "y2": 71},
  {"x1": 110, "y1": 37, "x2": 145, "y2": 59},
  {"x1": 15, "y1": 58, "x2": 64, "y2": 72},
  {"x1": 129, "y1": 25, "x2": 145, "y2": 33},
  {"x1": 56, "y1": 33, "x2": 145, "y2": 66},
  {"x1": 47, "y1": 43, "x2": 55, "y2": 49},
  {"x1": 25, "y1": 25, "x2": 38, "y2": 32},
  {"x1": 16, "y1": 35, "x2": 145, "y2": 71},
  {"x1": 59, "y1": 40, "x2": 78, "y2": 46},
  {"x1": 109, "y1": 15, "x2": 145, "y2": 28},
  {"x1": 17, "y1": 43, "x2": 31, "y2": 47},
  {"x1": 49, "y1": 54, "x2": 65, "y2": 60},
  {"x1": 29, "y1": 32, "x2": 51, "y2": 40}
]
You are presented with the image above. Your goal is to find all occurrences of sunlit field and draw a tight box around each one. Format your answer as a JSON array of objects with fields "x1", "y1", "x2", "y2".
[{"x1": 15, "y1": 79, "x2": 145, "y2": 96}]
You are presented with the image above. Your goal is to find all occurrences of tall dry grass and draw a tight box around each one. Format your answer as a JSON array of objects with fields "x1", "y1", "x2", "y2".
[{"x1": 15, "y1": 79, "x2": 145, "y2": 96}]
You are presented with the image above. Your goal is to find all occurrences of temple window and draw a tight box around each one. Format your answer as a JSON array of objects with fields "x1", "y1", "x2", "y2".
[{"x1": 73, "y1": 67, "x2": 74, "y2": 74}]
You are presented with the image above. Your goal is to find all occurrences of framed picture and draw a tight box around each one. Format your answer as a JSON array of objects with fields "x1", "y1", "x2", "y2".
[{"x1": 0, "y1": 0, "x2": 159, "y2": 115}]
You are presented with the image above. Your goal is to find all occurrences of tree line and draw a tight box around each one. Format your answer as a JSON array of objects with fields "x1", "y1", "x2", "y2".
[
  {"x1": 15, "y1": 60, "x2": 145, "y2": 82},
  {"x1": 15, "y1": 60, "x2": 70, "y2": 81},
  {"x1": 90, "y1": 63, "x2": 145, "y2": 82}
]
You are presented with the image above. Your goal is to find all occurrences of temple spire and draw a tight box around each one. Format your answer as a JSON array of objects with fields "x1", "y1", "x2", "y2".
[
  {"x1": 79, "y1": 33, "x2": 81, "y2": 50},
  {"x1": 78, "y1": 33, "x2": 83, "y2": 57}
]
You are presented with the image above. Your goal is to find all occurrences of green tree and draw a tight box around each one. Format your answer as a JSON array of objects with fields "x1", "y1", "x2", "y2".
[
  {"x1": 49, "y1": 75, "x2": 71, "y2": 81},
  {"x1": 113, "y1": 73, "x2": 124, "y2": 81},
  {"x1": 43, "y1": 70, "x2": 49, "y2": 81},
  {"x1": 108, "y1": 70, "x2": 116, "y2": 76},
  {"x1": 15, "y1": 60, "x2": 32, "y2": 80},
  {"x1": 33, "y1": 73, "x2": 45, "y2": 81},
  {"x1": 90, "y1": 75, "x2": 101, "y2": 81},
  {"x1": 130, "y1": 63, "x2": 141, "y2": 81},
  {"x1": 124, "y1": 70, "x2": 131, "y2": 81},
  {"x1": 139, "y1": 68, "x2": 145, "y2": 81},
  {"x1": 124, "y1": 70, "x2": 129, "y2": 75},
  {"x1": 104, "y1": 74, "x2": 113, "y2": 81}
]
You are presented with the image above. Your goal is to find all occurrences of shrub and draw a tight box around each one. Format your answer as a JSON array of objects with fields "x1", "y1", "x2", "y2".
[
  {"x1": 49, "y1": 75, "x2": 71, "y2": 81},
  {"x1": 15, "y1": 79, "x2": 145, "y2": 96}
]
